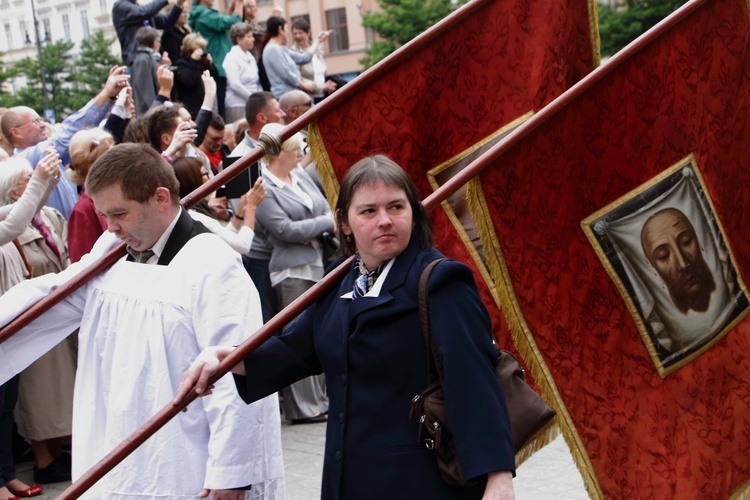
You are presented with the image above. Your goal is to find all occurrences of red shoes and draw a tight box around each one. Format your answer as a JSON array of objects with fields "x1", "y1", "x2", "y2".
[{"x1": 7, "y1": 485, "x2": 44, "y2": 498}]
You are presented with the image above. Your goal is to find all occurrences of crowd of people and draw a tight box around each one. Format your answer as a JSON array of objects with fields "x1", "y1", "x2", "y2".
[{"x1": 0, "y1": 0, "x2": 518, "y2": 498}]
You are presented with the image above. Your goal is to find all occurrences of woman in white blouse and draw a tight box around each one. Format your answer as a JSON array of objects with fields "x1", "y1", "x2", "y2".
[
  {"x1": 223, "y1": 22, "x2": 260, "y2": 123},
  {"x1": 172, "y1": 157, "x2": 264, "y2": 255}
]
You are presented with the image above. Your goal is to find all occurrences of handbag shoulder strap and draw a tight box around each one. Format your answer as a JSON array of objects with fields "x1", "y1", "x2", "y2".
[{"x1": 418, "y1": 258, "x2": 446, "y2": 385}]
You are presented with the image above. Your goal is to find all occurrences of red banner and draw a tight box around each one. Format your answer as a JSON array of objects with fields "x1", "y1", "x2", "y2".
[
  {"x1": 470, "y1": 0, "x2": 750, "y2": 496},
  {"x1": 310, "y1": 0, "x2": 597, "y2": 459}
]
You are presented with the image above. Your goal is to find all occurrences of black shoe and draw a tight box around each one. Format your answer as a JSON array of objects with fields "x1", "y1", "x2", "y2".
[
  {"x1": 290, "y1": 413, "x2": 327, "y2": 424},
  {"x1": 55, "y1": 452, "x2": 72, "y2": 467},
  {"x1": 33, "y1": 456, "x2": 72, "y2": 484}
]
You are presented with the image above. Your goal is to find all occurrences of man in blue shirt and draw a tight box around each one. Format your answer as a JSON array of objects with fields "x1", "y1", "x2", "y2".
[{"x1": 0, "y1": 67, "x2": 130, "y2": 218}]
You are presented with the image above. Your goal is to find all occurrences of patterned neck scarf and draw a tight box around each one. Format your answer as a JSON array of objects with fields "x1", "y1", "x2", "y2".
[
  {"x1": 352, "y1": 255, "x2": 384, "y2": 298},
  {"x1": 31, "y1": 213, "x2": 61, "y2": 264}
]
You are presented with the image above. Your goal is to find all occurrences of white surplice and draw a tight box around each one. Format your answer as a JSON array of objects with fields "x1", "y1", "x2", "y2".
[{"x1": 0, "y1": 231, "x2": 285, "y2": 499}]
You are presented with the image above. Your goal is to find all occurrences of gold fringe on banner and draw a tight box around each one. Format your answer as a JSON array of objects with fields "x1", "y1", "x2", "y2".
[
  {"x1": 465, "y1": 175, "x2": 604, "y2": 498},
  {"x1": 730, "y1": 479, "x2": 750, "y2": 500},
  {"x1": 308, "y1": 122, "x2": 341, "y2": 210}
]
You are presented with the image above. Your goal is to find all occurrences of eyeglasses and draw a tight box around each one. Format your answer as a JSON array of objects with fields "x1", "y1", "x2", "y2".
[
  {"x1": 14, "y1": 117, "x2": 44, "y2": 129},
  {"x1": 291, "y1": 100, "x2": 313, "y2": 110}
]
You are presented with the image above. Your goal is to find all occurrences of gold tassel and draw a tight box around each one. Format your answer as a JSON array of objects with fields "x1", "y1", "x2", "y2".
[
  {"x1": 466, "y1": 179, "x2": 604, "y2": 499},
  {"x1": 308, "y1": 122, "x2": 341, "y2": 210}
]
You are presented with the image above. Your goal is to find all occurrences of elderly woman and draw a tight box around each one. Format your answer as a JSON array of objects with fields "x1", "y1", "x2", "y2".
[
  {"x1": 178, "y1": 155, "x2": 516, "y2": 499},
  {"x1": 67, "y1": 128, "x2": 115, "y2": 263},
  {"x1": 261, "y1": 16, "x2": 330, "y2": 99},
  {"x1": 252, "y1": 122, "x2": 333, "y2": 423},
  {"x1": 0, "y1": 152, "x2": 60, "y2": 499},
  {"x1": 172, "y1": 156, "x2": 265, "y2": 255},
  {"x1": 2, "y1": 155, "x2": 77, "y2": 486},
  {"x1": 172, "y1": 33, "x2": 220, "y2": 119},
  {"x1": 223, "y1": 22, "x2": 260, "y2": 123}
]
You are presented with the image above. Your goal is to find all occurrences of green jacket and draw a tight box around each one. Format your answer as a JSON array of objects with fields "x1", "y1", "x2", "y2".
[{"x1": 187, "y1": 4, "x2": 241, "y2": 77}]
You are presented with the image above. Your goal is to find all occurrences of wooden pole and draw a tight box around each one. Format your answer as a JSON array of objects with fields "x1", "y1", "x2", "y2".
[
  {"x1": 0, "y1": 0, "x2": 497, "y2": 345},
  {"x1": 28, "y1": 0, "x2": 713, "y2": 496}
]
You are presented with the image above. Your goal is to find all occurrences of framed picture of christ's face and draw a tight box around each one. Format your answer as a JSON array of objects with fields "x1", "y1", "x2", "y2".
[{"x1": 582, "y1": 154, "x2": 749, "y2": 377}]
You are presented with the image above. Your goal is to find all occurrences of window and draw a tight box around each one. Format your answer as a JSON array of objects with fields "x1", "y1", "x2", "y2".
[
  {"x1": 19, "y1": 20, "x2": 27, "y2": 44},
  {"x1": 62, "y1": 14, "x2": 70, "y2": 41},
  {"x1": 81, "y1": 10, "x2": 90, "y2": 38},
  {"x1": 99, "y1": 0, "x2": 107, "y2": 12},
  {"x1": 42, "y1": 18, "x2": 51, "y2": 41},
  {"x1": 4, "y1": 23, "x2": 11, "y2": 50},
  {"x1": 325, "y1": 8, "x2": 348, "y2": 52}
]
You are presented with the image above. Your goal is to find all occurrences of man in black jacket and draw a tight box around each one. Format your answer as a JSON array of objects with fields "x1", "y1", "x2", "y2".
[{"x1": 112, "y1": 0, "x2": 186, "y2": 67}]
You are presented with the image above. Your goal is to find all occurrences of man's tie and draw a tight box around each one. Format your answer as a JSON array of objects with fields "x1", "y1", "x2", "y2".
[{"x1": 127, "y1": 247, "x2": 155, "y2": 264}]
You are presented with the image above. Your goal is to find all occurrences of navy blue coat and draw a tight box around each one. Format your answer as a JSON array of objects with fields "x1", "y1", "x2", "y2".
[{"x1": 235, "y1": 239, "x2": 515, "y2": 499}]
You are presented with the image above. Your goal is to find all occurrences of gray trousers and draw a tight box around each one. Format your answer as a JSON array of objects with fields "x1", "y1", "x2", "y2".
[{"x1": 274, "y1": 278, "x2": 329, "y2": 420}]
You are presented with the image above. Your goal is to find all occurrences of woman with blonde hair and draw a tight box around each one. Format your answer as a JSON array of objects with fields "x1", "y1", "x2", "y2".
[
  {"x1": 253, "y1": 121, "x2": 333, "y2": 423},
  {"x1": 172, "y1": 33, "x2": 220, "y2": 119},
  {"x1": 67, "y1": 128, "x2": 115, "y2": 262}
]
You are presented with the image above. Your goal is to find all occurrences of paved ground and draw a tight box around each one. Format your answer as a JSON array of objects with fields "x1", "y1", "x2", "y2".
[{"x1": 18, "y1": 422, "x2": 588, "y2": 499}]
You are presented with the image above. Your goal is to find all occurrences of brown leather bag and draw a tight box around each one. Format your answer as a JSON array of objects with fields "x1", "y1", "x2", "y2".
[{"x1": 410, "y1": 259, "x2": 556, "y2": 486}]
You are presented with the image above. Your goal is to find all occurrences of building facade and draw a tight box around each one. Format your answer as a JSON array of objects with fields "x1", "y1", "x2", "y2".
[{"x1": 0, "y1": 0, "x2": 375, "y2": 90}]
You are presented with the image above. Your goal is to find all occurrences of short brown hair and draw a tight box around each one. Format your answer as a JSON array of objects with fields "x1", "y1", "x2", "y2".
[
  {"x1": 335, "y1": 155, "x2": 433, "y2": 256},
  {"x1": 86, "y1": 143, "x2": 180, "y2": 204}
]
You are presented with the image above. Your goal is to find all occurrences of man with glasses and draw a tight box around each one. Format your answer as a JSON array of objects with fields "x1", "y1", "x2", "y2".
[
  {"x1": 278, "y1": 89, "x2": 324, "y2": 193},
  {"x1": 0, "y1": 67, "x2": 130, "y2": 219},
  {"x1": 278, "y1": 90, "x2": 313, "y2": 125}
]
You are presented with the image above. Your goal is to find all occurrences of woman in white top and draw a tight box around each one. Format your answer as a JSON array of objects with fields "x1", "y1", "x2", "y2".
[
  {"x1": 291, "y1": 18, "x2": 337, "y2": 102},
  {"x1": 223, "y1": 22, "x2": 260, "y2": 123},
  {"x1": 171, "y1": 157, "x2": 264, "y2": 255}
]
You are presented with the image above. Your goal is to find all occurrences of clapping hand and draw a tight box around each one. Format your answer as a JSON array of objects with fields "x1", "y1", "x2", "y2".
[{"x1": 33, "y1": 147, "x2": 61, "y2": 181}]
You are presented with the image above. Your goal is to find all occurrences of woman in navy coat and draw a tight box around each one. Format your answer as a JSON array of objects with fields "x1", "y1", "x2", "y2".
[{"x1": 178, "y1": 155, "x2": 516, "y2": 499}]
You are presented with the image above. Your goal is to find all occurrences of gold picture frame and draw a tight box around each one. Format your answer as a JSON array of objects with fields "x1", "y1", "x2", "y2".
[{"x1": 582, "y1": 154, "x2": 749, "y2": 377}]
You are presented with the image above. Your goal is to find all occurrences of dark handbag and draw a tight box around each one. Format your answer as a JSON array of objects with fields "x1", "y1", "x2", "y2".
[{"x1": 410, "y1": 259, "x2": 557, "y2": 486}]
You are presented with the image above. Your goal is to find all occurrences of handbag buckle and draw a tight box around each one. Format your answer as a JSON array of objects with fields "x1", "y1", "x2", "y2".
[{"x1": 424, "y1": 438, "x2": 435, "y2": 450}]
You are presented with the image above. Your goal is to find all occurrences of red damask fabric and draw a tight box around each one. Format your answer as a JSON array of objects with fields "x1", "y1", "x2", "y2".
[
  {"x1": 476, "y1": 0, "x2": 750, "y2": 496},
  {"x1": 314, "y1": 0, "x2": 595, "y2": 356}
]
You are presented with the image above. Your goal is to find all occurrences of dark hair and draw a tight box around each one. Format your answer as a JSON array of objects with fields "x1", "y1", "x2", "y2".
[
  {"x1": 262, "y1": 16, "x2": 286, "y2": 46},
  {"x1": 335, "y1": 155, "x2": 433, "y2": 256},
  {"x1": 147, "y1": 106, "x2": 181, "y2": 152},
  {"x1": 244, "y1": 91, "x2": 275, "y2": 125},
  {"x1": 136, "y1": 27, "x2": 160, "y2": 49},
  {"x1": 291, "y1": 18, "x2": 310, "y2": 33},
  {"x1": 86, "y1": 143, "x2": 180, "y2": 204},
  {"x1": 122, "y1": 115, "x2": 150, "y2": 144},
  {"x1": 229, "y1": 21, "x2": 254, "y2": 45},
  {"x1": 171, "y1": 156, "x2": 217, "y2": 218},
  {"x1": 209, "y1": 112, "x2": 225, "y2": 131}
]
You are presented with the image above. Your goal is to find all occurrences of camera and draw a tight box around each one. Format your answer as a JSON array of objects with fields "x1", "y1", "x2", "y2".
[{"x1": 319, "y1": 231, "x2": 340, "y2": 250}]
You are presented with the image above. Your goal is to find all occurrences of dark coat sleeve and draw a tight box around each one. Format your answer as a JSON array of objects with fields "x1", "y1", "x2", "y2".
[
  {"x1": 426, "y1": 259, "x2": 516, "y2": 479},
  {"x1": 152, "y1": 5, "x2": 182, "y2": 30},
  {"x1": 234, "y1": 303, "x2": 324, "y2": 403}
]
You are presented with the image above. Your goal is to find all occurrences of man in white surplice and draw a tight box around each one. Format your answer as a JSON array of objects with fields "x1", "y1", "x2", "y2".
[{"x1": 0, "y1": 143, "x2": 284, "y2": 499}]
